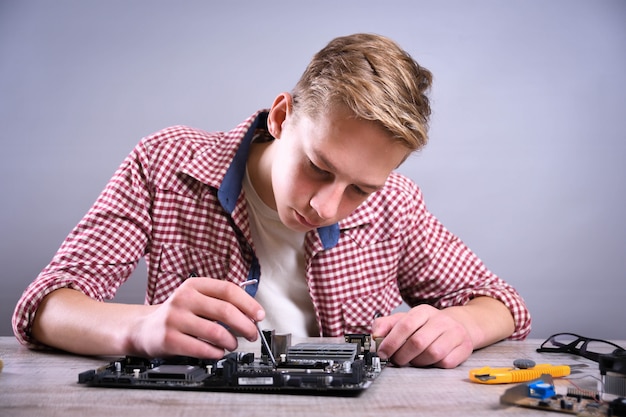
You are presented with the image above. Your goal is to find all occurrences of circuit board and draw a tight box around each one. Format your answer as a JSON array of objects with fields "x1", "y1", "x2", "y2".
[
  {"x1": 504, "y1": 391, "x2": 609, "y2": 416},
  {"x1": 500, "y1": 375, "x2": 620, "y2": 416},
  {"x1": 78, "y1": 333, "x2": 385, "y2": 396}
]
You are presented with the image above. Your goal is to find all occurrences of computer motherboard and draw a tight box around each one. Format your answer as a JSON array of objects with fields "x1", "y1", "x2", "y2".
[{"x1": 78, "y1": 333, "x2": 385, "y2": 396}]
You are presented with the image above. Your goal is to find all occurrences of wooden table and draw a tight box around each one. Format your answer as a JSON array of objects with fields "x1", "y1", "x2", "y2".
[{"x1": 0, "y1": 336, "x2": 617, "y2": 417}]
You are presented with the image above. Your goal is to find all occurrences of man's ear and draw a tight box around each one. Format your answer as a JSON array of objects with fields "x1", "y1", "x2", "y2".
[{"x1": 267, "y1": 92, "x2": 293, "y2": 139}]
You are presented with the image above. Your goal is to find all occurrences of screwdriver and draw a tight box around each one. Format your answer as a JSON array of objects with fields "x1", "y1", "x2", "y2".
[{"x1": 239, "y1": 280, "x2": 277, "y2": 367}]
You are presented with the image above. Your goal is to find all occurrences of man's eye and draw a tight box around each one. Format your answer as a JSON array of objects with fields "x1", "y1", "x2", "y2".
[
  {"x1": 308, "y1": 160, "x2": 329, "y2": 176},
  {"x1": 351, "y1": 185, "x2": 369, "y2": 197}
]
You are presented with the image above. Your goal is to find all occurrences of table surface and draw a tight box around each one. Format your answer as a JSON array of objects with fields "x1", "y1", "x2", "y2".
[{"x1": 1, "y1": 336, "x2": 620, "y2": 417}]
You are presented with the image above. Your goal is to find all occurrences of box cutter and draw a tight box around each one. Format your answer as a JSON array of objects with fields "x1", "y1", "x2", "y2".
[{"x1": 469, "y1": 359, "x2": 587, "y2": 384}]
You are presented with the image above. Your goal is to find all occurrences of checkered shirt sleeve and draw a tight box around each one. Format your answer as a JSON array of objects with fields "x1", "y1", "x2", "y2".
[{"x1": 308, "y1": 173, "x2": 531, "y2": 340}]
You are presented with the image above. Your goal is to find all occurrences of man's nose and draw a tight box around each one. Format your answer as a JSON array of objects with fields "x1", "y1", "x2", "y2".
[{"x1": 310, "y1": 183, "x2": 344, "y2": 220}]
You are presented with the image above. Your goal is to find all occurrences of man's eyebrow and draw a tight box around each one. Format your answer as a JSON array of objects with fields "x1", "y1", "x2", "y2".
[{"x1": 316, "y1": 152, "x2": 384, "y2": 192}]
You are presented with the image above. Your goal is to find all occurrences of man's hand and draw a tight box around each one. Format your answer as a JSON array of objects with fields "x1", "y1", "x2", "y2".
[
  {"x1": 128, "y1": 278, "x2": 265, "y2": 359},
  {"x1": 372, "y1": 297, "x2": 515, "y2": 369},
  {"x1": 372, "y1": 304, "x2": 473, "y2": 368},
  {"x1": 32, "y1": 278, "x2": 265, "y2": 359}
]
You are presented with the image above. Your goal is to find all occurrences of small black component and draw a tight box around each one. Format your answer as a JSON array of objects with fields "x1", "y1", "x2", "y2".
[
  {"x1": 600, "y1": 351, "x2": 626, "y2": 376},
  {"x1": 78, "y1": 369, "x2": 96, "y2": 384},
  {"x1": 567, "y1": 387, "x2": 599, "y2": 401},
  {"x1": 559, "y1": 399, "x2": 574, "y2": 410},
  {"x1": 609, "y1": 397, "x2": 626, "y2": 417},
  {"x1": 240, "y1": 352, "x2": 254, "y2": 364}
]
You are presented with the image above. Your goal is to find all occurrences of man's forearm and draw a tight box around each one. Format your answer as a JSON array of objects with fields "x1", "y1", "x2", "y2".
[
  {"x1": 31, "y1": 288, "x2": 153, "y2": 355},
  {"x1": 441, "y1": 296, "x2": 515, "y2": 350}
]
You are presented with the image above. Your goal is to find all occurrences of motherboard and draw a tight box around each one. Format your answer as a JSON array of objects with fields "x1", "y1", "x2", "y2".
[{"x1": 78, "y1": 333, "x2": 385, "y2": 396}]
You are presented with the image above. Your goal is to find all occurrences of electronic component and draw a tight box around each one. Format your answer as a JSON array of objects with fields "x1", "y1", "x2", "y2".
[
  {"x1": 599, "y1": 350, "x2": 626, "y2": 400},
  {"x1": 78, "y1": 333, "x2": 385, "y2": 396},
  {"x1": 527, "y1": 380, "x2": 557, "y2": 400},
  {"x1": 608, "y1": 398, "x2": 626, "y2": 417},
  {"x1": 500, "y1": 375, "x2": 612, "y2": 416}
]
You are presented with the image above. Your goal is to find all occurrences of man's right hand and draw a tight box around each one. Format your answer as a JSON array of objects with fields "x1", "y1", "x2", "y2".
[
  {"x1": 31, "y1": 278, "x2": 265, "y2": 359},
  {"x1": 128, "y1": 277, "x2": 265, "y2": 358}
]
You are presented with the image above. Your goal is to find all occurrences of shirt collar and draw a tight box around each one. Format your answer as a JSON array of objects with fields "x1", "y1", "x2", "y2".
[
  {"x1": 183, "y1": 111, "x2": 341, "y2": 250},
  {"x1": 218, "y1": 112, "x2": 266, "y2": 214}
]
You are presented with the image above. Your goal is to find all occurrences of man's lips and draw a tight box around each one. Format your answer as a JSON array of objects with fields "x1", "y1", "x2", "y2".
[{"x1": 295, "y1": 211, "x2": 321, "y2": 229}]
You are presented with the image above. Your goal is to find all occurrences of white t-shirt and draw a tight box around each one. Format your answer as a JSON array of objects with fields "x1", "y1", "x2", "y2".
[{"x1": 242, "y1": 169, "x2": 319, "y2": 337}]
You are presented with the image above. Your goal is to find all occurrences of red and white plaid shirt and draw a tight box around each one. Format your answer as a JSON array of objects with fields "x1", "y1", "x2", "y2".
[{"x1": 13, "y1": 111, "x2": 531, "y2": 347}]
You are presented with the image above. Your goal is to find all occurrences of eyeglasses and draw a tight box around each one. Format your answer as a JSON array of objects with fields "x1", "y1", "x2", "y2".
[{"x1": 537, "y1": 332, "x2": 626, "y2": 362}]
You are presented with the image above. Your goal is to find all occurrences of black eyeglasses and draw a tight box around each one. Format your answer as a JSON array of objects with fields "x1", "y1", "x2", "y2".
[{"x1": 537, "y1": 332, "x2": 626, "y2": 362}]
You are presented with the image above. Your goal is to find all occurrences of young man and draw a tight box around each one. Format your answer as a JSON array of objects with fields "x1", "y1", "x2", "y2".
[{"x1": 13, "y1": 33, "x2": 531, "y2": 368}]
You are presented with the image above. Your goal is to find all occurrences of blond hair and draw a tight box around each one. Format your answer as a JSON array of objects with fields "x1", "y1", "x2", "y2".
[{"x1": 292, "y1": 33, "x2": 433, "y2": 152}]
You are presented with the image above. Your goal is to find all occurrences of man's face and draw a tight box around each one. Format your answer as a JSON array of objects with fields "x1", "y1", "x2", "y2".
[{"x1": 265, "y1": 96, "x2": 409, "y2": 233}]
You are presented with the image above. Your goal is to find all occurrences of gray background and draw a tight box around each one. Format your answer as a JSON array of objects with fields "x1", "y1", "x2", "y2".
[{"x1": 1, "y1": 0, "x2": 624, "y2": 339}]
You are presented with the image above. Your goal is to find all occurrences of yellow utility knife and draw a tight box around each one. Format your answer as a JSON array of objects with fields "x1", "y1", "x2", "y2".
[{"x1": 469, "y1": 360, "x2": 585, "y2": 384}]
